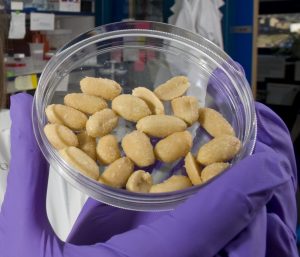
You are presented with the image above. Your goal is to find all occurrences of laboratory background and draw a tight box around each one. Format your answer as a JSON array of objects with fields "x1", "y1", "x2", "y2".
[{"x1": 1, "y1": 0, "x2": 300, "y2": 253}]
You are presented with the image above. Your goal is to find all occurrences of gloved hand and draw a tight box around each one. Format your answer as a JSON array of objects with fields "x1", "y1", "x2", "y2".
[
  {"x1": 66, "y1": 103, "x2": 298, "y2": 257},
  {"x1": 0, "y1": 93, "x2": 297, "y2": 257}
]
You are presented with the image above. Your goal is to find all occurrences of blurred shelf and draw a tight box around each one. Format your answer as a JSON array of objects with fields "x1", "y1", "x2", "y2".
[{"x1": 6, "y1": 9, "x2": 95, "y2": 16}]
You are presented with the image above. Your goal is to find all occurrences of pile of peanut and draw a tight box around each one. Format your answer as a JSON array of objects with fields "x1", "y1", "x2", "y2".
[{"x1": 44, "y1": 76, "x2": 241, "y2": 193}]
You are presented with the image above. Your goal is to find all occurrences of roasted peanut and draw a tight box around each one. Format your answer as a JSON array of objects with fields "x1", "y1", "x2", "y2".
[
  {"x1": 136, "y1": 114, "x2": 187, "y2": 138},
  {"x1": 201, "y1": 162, "x2": 230, "y2": 182},
  {"x1": 197, "y1": 135, "x2": 241, "y2": 165},
  {"x1": 86, "y1": 108, "x2": 118, "y2": 138},
  {"x1": 59, "y1": 146, "x2": 99, "y2": 180},
  {"x1": 150, "y1": 175, "x2": 192, "y2": 193},
  {"x1": 171, "y1": 96, "x2": 199, "y2": 125},
  {"x1": 184, "y1": 152, "x2": 202, "y2": 185},
  {"x1": 154, "y1": 76, "x2": 190, "y2": 100},
  {"x1": 77, "y1": 131, "x2": 97, "y2": 160},
  {"x1": 112, "y1": 94, "x2": 151, "y2": 122},
  {"x1": 45, "y1": 104, "x2": 87, "y2": 131},
  {"x1": 96, "y1": 134, "x2": 121, "y2": 165},
  {"x1": 126, "y1": 170, "x2": 153, "y2": 193},
  {"x1": 132, "y1": 87, "x2": 165, "y2": 114},
  {"x1": 44, "y1": 123, "x2": 79, "y2": 150},
  {"x1": 101, "y1": 157, "x2": 134, "y2": 188},
  {"x1": 64, "y1": 93, "x2": 107, "y2": 115},
  {"x1": 121, "y1": 130, "x2": 155, "y2": 167},
  {"x1": 154, "y1": 131, "x2": 192, "y2": 163},
  {"x1": 198, "y1": 108, "x2": 235, "y2": 137},
  {"x1": 80, "y1": 77, "x2": 122, "y2": 100}
]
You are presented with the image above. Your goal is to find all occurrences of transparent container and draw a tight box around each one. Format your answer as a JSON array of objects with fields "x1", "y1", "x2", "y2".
[{"x1": 32, "y1": 21, "x2": 257, "y2": 211}]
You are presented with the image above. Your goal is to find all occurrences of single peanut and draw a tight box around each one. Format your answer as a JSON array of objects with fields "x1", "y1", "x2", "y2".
[
  {"x1": 150, "y1": 175, "x2": 192, "y2": 193},
  {"x1": 197, "y1": 135, "x2": 241, "y2": 165},
  {"x1": 86, "y1": 108, "x2": 118, "y2": 138},
  {"x1": 96, "y1": 134, "x2": 121, "y2": 165},
  {"x1": 80, "y1": 77, "x2": 122, "y2": 100},
  {"x1": 112, "y1": 94, "x2": 151, "y2": 122},
  {"x1": 171, "y1": 96, "x2": 199, "y2": 125},
  {"x1": 154, "y1": 76, "x2": 190, "y2": 100},
  {"x1": 132, "y1": 87, "x2": 165, "y2": 114},
  {"x1": 44, "y1": 123, "x2": 79, "y2": 150},
  {"x1": 201, "y1": 162, "x2": 230, "y2": 182},
  {"x1": 136, "y1": 114, "x2": 187, "y2": 138},
  {"x1": 122, "y1": 130, "x2": 155, "y2": 167},
  {"x1": 184, "y1": 152, "x2": 202, "y2": 185},
  {"x1": 64, "y1": 93, "x2": 107, "y2": 115},
  {"x1": 77, "y1": 131, "x2": 97, "y2": 160},
  {"x1": 126, "y1": 170, "x2": 153, "y2": 193},
  {"x1": 59, "y1": 146, "x2": 99, "y2": 180},
  {"x1": 198, "y1": 108, "x2": 235, "y2": 137},
  {"x1": 154, "y1": 131, "x2": 193, "y2": 163},
  {"x1": 101, "y1": 157, "x2": 134, "y2": 188},
  {"x1": 45, "y1": 104, "x2": 87, "y2": 131}
]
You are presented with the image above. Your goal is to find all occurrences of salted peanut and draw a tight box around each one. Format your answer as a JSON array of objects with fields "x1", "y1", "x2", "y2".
[
  {"x1": 197, "y1": 135, "x2": 241, "y2": 165},
  {"x1": 136, "y1": 115, "x2": 187, "y2": 138},
  {"x1": 77, "y1": 131, "x2": 97, "y2": 160},
  {"x1": 201, "y1": 162, "x2": 230, "y2": 182},
  {"x1": 59, "y1": 146, "x2": 99, "y2": 180},
  {"x1": 154, "y1": 76, "x2": 190, "y2": 100},
  {"x1": 64, "y1": 93, "x2": 107, "y2": 115},
  {"x1": 154, "y1": 131, "x2": 192, "y2": 163},
  {"x1": 96, "y1": 134, "x2": 121, "y2": 165},
  {"x1": 126, "y1": 170, "x2": 153, "y2": 193},
  {"x1": 44, "y1": 123, "x2": 78, "y2": 150},
  {"x1": 150, "y1": 175, "x2": 192, "y2": 193},
  {"x1": 198, "y1": 107, "x2": 235, "y2": 137},
  {"x1": 171, "y1": 96, "x2": 199, "y2": 125},
  {"x1": 86, "y1": 108, "x2": 118, "y2": 138},
  {"x1": 101, "y1": 157, "x2": 134, "y2": 188},
  {"x1": 132, "y1": 87, "x2": 165, "y2": 115},
  {"x1": 45, "y1": 104, "x2": 87, "y2": 131},
  {"x1": 112, "y1": 94, "x2": 151, "y2": 122},
  {"x1": 184, "y1": 152, "x2": 202, "y2": 185},
  {"x1": 122, "y1": 130, "x2": 155, "y2": 167},
  {"x1": 80, "y1": 77, "x2": 122, "y2": 100}
]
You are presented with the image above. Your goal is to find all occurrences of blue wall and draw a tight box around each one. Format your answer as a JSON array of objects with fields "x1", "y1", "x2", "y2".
[{"x1": 222, "y1": 0, "x2": 255, "y2": 85}]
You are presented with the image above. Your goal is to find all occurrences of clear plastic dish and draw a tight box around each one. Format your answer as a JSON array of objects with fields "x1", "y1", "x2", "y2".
[{"x1": 32, "y1": 21, "x2": 257, "y2": 211}]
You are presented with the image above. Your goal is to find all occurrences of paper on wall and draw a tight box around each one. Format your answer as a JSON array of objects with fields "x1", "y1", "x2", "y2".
[
  {"x1": 10, "y1": 1, "x2": 23, "y2": 10},
  {"x1": 8, "y1": 12, "x2": 26, "y2": 39},
  {"x1": 30, "y1": 13, "x2": 55, "y2": 31}
]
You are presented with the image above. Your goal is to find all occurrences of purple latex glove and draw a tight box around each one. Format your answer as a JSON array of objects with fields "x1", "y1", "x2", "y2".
[
  {"x1": 66, "y1": 101, "x2": 298, "y2": 257},
  {"x1": 0, "y1": 93, "x2": 297, "y2": 257}
]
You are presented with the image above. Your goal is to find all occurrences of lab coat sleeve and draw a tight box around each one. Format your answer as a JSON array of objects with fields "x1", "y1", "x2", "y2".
[
  {"x1": 0, "y1": 110, "x2": 87, "y2": 240},
  {"x1": 168, "y1": 0, "x2": 224, "y2": 49},
  {"x1": 0, "y1": 128, "x2": 10, "y2": 209}
]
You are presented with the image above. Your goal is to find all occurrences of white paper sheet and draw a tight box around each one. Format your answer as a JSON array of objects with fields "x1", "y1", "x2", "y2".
[
  {"x1": 30, "y1": 13, "x2": 55, "y2": 31},
  {"x1": 10, "y1": 1, "x2": 23, "y2": 10},
  {"x1": 8, "y1": 12, "x2": 26, "y2": 39}
]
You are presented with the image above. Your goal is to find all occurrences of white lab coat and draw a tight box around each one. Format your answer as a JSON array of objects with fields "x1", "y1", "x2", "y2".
[
  {"x1": 169, "y1": 0, "x2": 224, "y2": 49},
  {"x1": 0, "y1": 110, "x2": 87, "y2": 240}
]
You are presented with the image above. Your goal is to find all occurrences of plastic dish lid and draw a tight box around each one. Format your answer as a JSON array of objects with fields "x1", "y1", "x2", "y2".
[{"x1": 32, "y1": 21, "x2": 257, "y2": 211}]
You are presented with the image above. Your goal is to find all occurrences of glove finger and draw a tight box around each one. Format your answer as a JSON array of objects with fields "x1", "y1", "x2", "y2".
[
  {"x1": 3, "y1": 93, "x2": 49, "y2": 224},
  {"x1": 222, "y1": 207, "x2": 267, "y2": 257},
  {"x1": 255, "y1": 102, "x2": 296, "y2": 188},
  {"x1": 67, "y1": 197, "x2": 163, "y2": 245},
  {"x1": 266, "y1": 213, "x2": 298, "y2": 257},
  {"x1": 67, "y1": 198, "x2": 134, "y2": 245}
]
